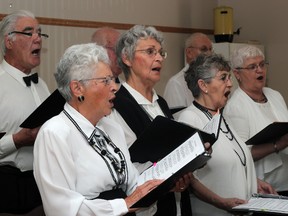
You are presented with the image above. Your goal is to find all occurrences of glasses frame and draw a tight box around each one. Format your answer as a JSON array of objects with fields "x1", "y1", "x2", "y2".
[
  {"x1": 8, "y1": 31, "x2": 49, "y2": 39},
  {"x1": 203, "y1": 72, "x2": 232, "y2": 83},
  {"x1": 135, "y1": 47, "x2": 168, "y2": 59},
  {"x1": 236, "y1": 61, "x2": 269, "y2": 72},
  {"x1": 79, "y1": 75, "x2": 116, "y2": 86}
]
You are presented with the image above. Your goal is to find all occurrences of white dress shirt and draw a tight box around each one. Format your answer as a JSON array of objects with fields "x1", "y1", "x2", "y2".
[
  {"x1": 34, "y1": 103, "x2": 139, "y2": 216},
  {"x1": 224, "y1": 87, "x2": 288, "y2": 191},
  {"x1": 0, "y1": 60, "x2": 50, "y2": 171},
  {"x1": 163, "y1": 64, "x2": 194, "y2": 109}
]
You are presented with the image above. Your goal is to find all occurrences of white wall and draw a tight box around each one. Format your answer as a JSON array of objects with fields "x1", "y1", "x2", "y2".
[
  {"x1": 218, "y1": 0, "x2": 288, "y2": 103},
  {"x1": 0, "y1": 0, "x2": 287, "y2": 103},
  {"x1": 0, "y1": 0, "x2": 217, "y2": 96}
]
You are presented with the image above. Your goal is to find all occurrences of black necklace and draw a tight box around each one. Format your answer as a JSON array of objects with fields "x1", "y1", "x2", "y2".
[
  {"x1": 91, "y1": 128, "x2": 127, "y2": 187},
  {"x1": 194, "y1": 101, "x2": 246, "y2": 166},
  {"x1": 193, "y1": 101, "x2": 218, "y2": 119},
  {"x1": 221, "y1": 117, "x2": 247, "y2": 167},
  {"x1": 63, "y1": 109, "x2": 128, "y2": 189},
  {"x1": 249, "y1": 93, "x2": 268, "y2": 103}
]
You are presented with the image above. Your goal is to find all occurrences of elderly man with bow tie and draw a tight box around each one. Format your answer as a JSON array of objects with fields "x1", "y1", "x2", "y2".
[{"x1": 0, "y1": 10, "x2": 50, "y2": 215}]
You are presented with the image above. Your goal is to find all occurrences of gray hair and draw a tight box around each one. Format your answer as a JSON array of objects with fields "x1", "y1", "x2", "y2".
[
  {"x1": 116, "y1": 25, "x2": 164, "y2": 79},
  {"x1": 0, "y1": 10, "x2": 35, "y2": 56},
  {"x1": 185, "y1": 53, "x2": 231, "y2": 98},
  {"x1": 54, "y1": 43, "x2": 110, "y2": 101},
  {"x1": 231, "y1": 45, "x2": 265, "y2": 69}
]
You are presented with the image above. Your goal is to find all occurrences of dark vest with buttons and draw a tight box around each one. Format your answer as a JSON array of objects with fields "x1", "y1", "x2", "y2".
[{"x1": 113, "y1": 85, "x2": 192, "y2": 216}]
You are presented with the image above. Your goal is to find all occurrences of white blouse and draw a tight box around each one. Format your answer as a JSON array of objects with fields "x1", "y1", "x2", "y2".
[
  {"x1": 224, "y1": 87, "x2": 288, "y2": 191},
  {"x1": 178, "y1": 103, "x2": 257, "y2": 216},
  {"x1": 33, "y1": 103, "x2": 139, "y2": 216}
]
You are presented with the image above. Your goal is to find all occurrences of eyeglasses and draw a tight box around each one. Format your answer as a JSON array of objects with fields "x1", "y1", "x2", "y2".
[
  {"x1": 204, "y1": 72, "x2": 232, "y2": 83},
  {"x1": 217, "y1": 73, "x2": 232, "y2": 83},
  {"x1": 80, "y1": 75, "x2": 116, "y2": 86},
  {"x1": 236, "y1": 61, "x2": 269, "y2": 72},
  {"x1": 8, "y1": 31, "x2": 49, "y2": 39},
  {"x1": 188, "y1": 46, "x2": 213, "y2": 53},
  {"x1": 135, "y1": 47, "x2": 168, "y2": 59}
]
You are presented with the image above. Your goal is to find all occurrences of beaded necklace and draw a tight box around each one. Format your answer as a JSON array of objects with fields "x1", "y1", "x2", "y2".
[
  {"x1": 249, "y1": 93, "x2": 268, "y2": 103},
  {"x1": 63, "y1": 109, "x2": 128, "y2": 189}
]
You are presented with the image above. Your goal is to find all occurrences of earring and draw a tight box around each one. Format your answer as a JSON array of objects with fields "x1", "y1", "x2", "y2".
[
  {"x1": 78, "y1": 95, "x2": 85, "y2": 102},
  {"x1": 205, "y1": 90, "x2": 208, "y2": 94}
]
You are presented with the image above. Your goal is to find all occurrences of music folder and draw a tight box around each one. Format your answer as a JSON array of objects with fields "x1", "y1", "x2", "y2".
[
  {"x1": 0, "y1": 132, "x2": 6, "y2": 139},
  {"x1": 129, "y1": 116, "x2": 217, "y2": 163},
  {"x1": 129, "y1": 116, "x2": 216, "y2": 208},
  {"x1": 20, "y1": 89, "x2": 66, "y2": 129},
  {"x1": 232, "y1": 193, "x2": 288, "y2": 215},
  {"x1": 169, "y1": 106, "x2": 186, "y2": 115},
  {"x1": 246, "y1": 122, "x2": 288, "y2": 145}
]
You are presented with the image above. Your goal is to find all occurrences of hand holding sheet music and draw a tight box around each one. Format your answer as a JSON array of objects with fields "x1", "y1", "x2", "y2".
[
  {"x1": 232, "y1": 193, "x2": 288, "y2": 214},
  {"x1": 129, "y1": 116, "x2": 212, "y2": 208}
]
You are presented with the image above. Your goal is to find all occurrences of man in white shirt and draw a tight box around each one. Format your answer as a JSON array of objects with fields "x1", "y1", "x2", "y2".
[
  {"x1": 163, "y1": 33, "x2": 213, "y2": 109},
  {"x1": 0, "y1": 10, "x2": 50, "y2": 214}
]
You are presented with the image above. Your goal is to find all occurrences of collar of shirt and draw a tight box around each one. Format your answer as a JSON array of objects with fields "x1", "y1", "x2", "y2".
[
  {"x1": 1, "y1": 60, "x2": 36, "y2": 87},
  {"x1": 122, "y1": 82, "x2": 159, "y2": 105},
  {"x1": 183, "y1": 63, "x2": 190, "y2": 71},
  {"x1": 64, "y1": 103, "x2": 101, "y2": 139},
  {"x1": 122, "y1": 82, "x2": 165, "y2": 119}
]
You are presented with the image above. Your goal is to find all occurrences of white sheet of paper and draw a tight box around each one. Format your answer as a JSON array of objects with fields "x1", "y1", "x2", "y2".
[
  {"x1": 203, "y1": 112, "x2": 221, "y2": 138},
  {"x1": 137, "y1": 132, "x2": 204, "y2": 185},
  {"x1": 233, "y1": 197, "x2": 288, "y2": 214}
]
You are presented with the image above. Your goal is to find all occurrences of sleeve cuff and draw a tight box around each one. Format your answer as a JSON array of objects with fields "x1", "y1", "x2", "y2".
[
  {"x1": 108, "y1": 198, "x2": 128, "y2": 216},
  {"x1": 0, "y1": 134, "x2": 17, "y2": 156}
]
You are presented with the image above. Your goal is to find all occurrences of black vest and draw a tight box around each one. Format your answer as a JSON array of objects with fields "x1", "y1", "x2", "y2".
[
  {"x1": 113, "y1": 86, "x2": 173, "y2": 137},
  {"x1": 113, "y1": 86, "x2": 192, "y2": 216}
]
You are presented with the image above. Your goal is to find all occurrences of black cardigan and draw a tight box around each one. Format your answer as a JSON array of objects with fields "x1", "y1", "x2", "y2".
[
  {"x1": 112, "y1": 85, "x2": 192, "y2": 216},
  {"x1": 113, "y1": 85, "x2": 173, "y2": 137}
]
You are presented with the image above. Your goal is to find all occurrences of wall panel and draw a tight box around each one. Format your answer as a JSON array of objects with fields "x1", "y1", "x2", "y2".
[{"x1": 0, "y1": 0, "x2": 216, "y2": 95}]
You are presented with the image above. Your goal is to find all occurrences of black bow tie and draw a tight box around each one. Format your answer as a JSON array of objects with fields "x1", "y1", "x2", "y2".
[{"x1": 23, "y1": 73, "x2": 38, "y2": 87}]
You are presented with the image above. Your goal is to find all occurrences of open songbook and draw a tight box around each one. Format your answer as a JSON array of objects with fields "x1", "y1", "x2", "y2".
[
  {"x1": 129, "y1": 115, "x2": 220, "y2": 164},
  {"x1": 137, "y1": 133, "x2": 205, "y2": 185},
  {"x1": 246, "y1": 122, "x2": 288, "y2": 145},
  {"x1": 131, "y1": 131, "x2": 210, "y2": 208},
  {"x1": 232, "y1": 193, "x2": 288, "y2": 215},
  {"x1": 129, "y1": 115, "x2": 222, "y2": 208}
]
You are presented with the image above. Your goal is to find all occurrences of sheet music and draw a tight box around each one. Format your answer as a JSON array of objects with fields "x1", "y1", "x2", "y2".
[
  {"x1": 203, "y1": 112, "x2": 221, "y2": 138},
  {"x1": 233, "y1": 196, "x2": 288, "y2": 214},
  {"x1": 137, "y1": 132, "x2": 205, "y2": 185}
]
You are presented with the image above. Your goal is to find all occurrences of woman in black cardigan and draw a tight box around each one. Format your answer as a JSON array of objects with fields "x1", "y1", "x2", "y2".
[{"x1": 108, "y1": 24, "x2": 192, "y2": 216}]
